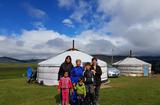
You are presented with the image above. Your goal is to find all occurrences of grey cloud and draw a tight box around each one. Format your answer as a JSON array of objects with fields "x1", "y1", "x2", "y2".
[
  {"x1": 16, "y1": 40, "x2": 24, "y2": 47},
  {"x1": 84, "y1": 39, "x2": 116, "y2": 55},
  {"x1": 46, "y1": 38, "x2": 71, "y2": 50}
]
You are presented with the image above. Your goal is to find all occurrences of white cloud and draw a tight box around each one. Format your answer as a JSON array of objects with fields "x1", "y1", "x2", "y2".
[
  {"x1": 32, "y1": 22, "x2": 46, "y2": 29},
  {"x1": 58, "y1": 0, "x2": 75, "y2": 9},
  {"x1": 0, "y1": 29, "x2": 127, "y2": 59},
  {"x1": 70, "y1": 0, "x2": 91, "y2": 23},
  {"x1": 23, "y1": 3, "x2": 47, "y2": 20},
  {"x1": 0, "y1": 35, "x2": 6, "y2": 41},
  {"x1": 62, "y1": 19, "x2": 74, "y2": 27},
  {"x1": 1, "y1": 0, "x2": 160, "y2": 59}
]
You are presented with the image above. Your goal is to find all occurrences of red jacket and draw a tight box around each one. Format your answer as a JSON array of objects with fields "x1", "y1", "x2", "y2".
[{"x1": 58, "y1": 77, "x2": 72, "y2": 89}]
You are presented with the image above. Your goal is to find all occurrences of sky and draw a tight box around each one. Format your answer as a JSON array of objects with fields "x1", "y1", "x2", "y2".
[{"x1": 0, "y1": 0, "x2": 160, "y2": 59}]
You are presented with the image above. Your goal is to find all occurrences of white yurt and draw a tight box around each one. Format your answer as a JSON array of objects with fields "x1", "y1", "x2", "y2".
[
  {"x1": 37, "y1": 47, "x2": 108, "y2": 86},
  {"x1": 113, "y1": 57, "x2": 152, "y2": 76}
]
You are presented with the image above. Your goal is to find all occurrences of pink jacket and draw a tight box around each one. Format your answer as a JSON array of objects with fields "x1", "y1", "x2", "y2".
[{"x1": 58, "y1": 77, "x2": 72, "y2": 89}]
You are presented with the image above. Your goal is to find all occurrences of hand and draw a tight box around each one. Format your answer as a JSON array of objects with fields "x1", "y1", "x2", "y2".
[
  {"x1": 92, "y1": 70, "x2": 96, "y2": 75},
  {"x1": 94, "y1": 86, "x2": 96, "y2": 89},
  {"x1": 73, "y1": 83, "x2": 76, "y2": 87},
  {"x1": 58, "y1": 89, "x2": 61, "y2": 93},
  {"x1": 70, "y1": 89, "x2": 73, "y2": 94}
]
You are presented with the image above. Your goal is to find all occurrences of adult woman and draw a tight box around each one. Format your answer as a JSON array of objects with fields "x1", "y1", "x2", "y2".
[
  {"x1": 58, "y1": 56, "x2": 73, "y2": 105},
  {"x1": 58, "y1": 55, "x2": 73, "y2": 80},
  {"x1": 70, "y1": 59, "x2": 84, "y2": 104},
  {"x1": 91, "y1": 57, "x2": 102, "y2": 105}
]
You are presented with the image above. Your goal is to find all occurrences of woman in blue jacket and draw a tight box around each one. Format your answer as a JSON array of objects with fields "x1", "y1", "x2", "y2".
[{"x1": 70, "y1": 59, "x2": 84, "y2": 104}]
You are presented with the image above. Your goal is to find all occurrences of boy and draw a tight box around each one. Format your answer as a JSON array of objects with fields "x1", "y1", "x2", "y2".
[
  {"x1": 58, "y1": 71, "x2": 73, "y2": 105},
  {"x1": 74, "y1": 77, "x2": 86, "y2": 105},
  {"x1": 83, "y1": 62, "x2": 95, "y2": 105}
]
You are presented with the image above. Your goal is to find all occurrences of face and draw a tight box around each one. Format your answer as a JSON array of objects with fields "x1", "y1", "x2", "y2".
[
  {"x1": 79, "y1": 80, "x2": 83, "y2": 85},
  {"x1": 64, "y1": 72, "x2": 68, "y2": 77},
  {"x1": 76, "y1": 60, "x2": 81, "y2": 66},
  {"x1": 66, "y1": 57, "x2": 71, "y2": 63},
  {"x1": 85, "y1": 65, "x2": 91, "y2": 70},
  {"x1": 92, "y1": 59, "x2": 97, "y2": 66}
]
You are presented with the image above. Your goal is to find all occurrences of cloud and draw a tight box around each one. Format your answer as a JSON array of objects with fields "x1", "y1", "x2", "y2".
[
  {"x1": 0, "y1": 35, "x2": 6, "y2": 41},
  {"x1": 58, "y1": 0, "x2": 75, "y2": 9},
  {"x1": 1, "y1": 0, "x2": 160, "y2": 59},
  {"x1": 32, "y1": 22, "x2": 46, "y2": 29},
  {"x1": 23, "y1": 3, "x2": 48, "y2": 20},
  {"x1": 0, "y1": 29, "x2": 126, "y2": 59},
  {"x1": 70, "y1": 0, "x2": 92, "y2": 23},
  {"x1": 62, "y1": 19, "x2": 74, "y2": 27}
]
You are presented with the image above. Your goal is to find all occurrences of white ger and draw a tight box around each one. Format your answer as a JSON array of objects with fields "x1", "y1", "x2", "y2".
[
  {"x1": 113, "y1": 57, "x2": 152, "y2": 76},
  {"x1": 37, "y1": 44, "x2": 108, "y2": 86}
]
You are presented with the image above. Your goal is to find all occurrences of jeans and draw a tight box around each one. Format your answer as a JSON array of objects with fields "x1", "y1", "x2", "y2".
[
  {"x1": 85, "y1": 84, "x2": 95, "y2": 105},
  {"x1": 95, "y1": 85, "x2": 101, "y2": 105},
  {"x1": 77, "y1": 94, "x2": 85, "y2": 105}
]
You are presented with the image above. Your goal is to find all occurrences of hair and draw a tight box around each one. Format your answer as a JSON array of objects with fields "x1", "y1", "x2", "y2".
[
  {"x1": 76, "y1": 59, "x2": 81, "y2": 63},
  {"x1": 78, "y1": 77, "x2": 84, "y2": 82},
  {"x1": 64, "y1": 71, "x2": 68, "y2": 75},
  {"x1": 85, "y1": 62, "x2": 91, "y2": 66},
  {"x1": 65, "y1": 55, "x2": 72, "y2": 63},
  {"x1": 92, "y1": 57, "x2": 97, "y2": 62}
]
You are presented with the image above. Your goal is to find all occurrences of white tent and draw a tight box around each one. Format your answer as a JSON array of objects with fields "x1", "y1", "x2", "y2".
[
  {"x1": 113, "y1": 57, "x2": 151, "y2": 76},
  {"x1": 37, "y1": 50, "x2": 108, "y2": 86}
]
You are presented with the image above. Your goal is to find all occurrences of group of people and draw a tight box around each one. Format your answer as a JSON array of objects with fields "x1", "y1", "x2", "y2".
[{"x1": 58, "y1": 56, "x2": 102, "y2": 105}]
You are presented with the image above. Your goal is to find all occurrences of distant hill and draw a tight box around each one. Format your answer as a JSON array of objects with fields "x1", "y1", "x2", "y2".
[
  {"x1": 0, "y1": 55, "x2": 160, "y2": 73},
  {"x1": 0, "y1": 57, "x2": 44, "y2": 64}
]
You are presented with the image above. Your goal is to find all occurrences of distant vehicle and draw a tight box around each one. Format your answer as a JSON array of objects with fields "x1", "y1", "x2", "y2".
[{"x1": 108, "y1": 67, "x2": 120, "y2": 78}]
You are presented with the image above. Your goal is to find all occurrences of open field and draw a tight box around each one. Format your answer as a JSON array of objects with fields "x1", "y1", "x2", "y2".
[{"x1": 0, "y1": 64, "x2": 160, "y2": 105}]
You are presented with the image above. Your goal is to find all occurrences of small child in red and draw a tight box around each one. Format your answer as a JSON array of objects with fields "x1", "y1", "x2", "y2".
[{"x1": 58, "y1": 71, "x2": 72, "y2": 105}]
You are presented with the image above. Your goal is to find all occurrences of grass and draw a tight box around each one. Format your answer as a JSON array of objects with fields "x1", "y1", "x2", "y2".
[
  {"x1": 0, "y1": 63, "x2": 37, "y2": 79},
  {"x1": 0, "y1": 64, "x2": 160, "y2": 105}
]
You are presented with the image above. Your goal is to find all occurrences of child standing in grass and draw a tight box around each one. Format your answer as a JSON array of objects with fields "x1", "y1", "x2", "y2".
[
  {"x1": 84, "y1": 62, "x2": 95, "y2": 105},
  {"x1": 74, "y1": 77, "x2": 86, "y2": 105},
  {"x1": 58, "y1": 71, "x2": 73, "y2": 105}
]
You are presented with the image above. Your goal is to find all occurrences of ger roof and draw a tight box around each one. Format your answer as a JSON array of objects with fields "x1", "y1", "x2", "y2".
[
  {"x1": 113, "y1": 57, "x2": 151, "y2": 66},
  {"x1": 39, "y1": 50, "x2": 107, "y2": 66}
]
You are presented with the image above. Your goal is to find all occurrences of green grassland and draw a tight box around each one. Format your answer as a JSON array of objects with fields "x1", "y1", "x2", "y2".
[{"x1": 0, "y1": 63, "x2": 160, "y2": 105}]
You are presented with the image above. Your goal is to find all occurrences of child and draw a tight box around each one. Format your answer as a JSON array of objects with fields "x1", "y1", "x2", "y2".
[
  {"x1": 83, "y1": 62, "x2": 95, "y2": 105},
  {"x1": 58, "y1": 71, "x2": 73, "y2": 105},
  {"x1": 74, "y1": 77, "x2": 86, "y2": 105}
]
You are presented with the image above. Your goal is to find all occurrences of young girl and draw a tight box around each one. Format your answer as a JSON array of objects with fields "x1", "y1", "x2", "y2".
[
  {"x1": 58, "y1": 71, "x2": 73, "y2": 105},
  {"x1": 74, "y1": 77, "x2": 86, "y2": 105}
]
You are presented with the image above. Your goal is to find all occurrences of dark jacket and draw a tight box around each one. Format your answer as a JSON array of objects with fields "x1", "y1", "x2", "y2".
[
  {"x1": 58, "y1": 62, "x2": 73, "y2": 80},
  {"x1": 91, "y1": 65, "x2": 102, "y2": 85},
  {"x1": 84, "y1": 70, "x2": 94, "y2": 84}
]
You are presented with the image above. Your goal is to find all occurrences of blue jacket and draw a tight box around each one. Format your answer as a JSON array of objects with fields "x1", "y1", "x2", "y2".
[
  {"x1": 27, "y1": 67, "x2": 33, "y2": 78},
  {"x1": 71, "y1": 66, "x2": 84, "y2": 84}
]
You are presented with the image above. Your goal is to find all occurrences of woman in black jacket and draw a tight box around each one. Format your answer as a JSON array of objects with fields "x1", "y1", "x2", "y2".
[
  {"x1": 58, "y1": 56, "x2": 73, "y2": 105},
  {"x1": 91, "y1": 57, "x2": 102, "y2": 105},
  {"x1": 58, "y1": 55, "x2": 73, "y2": 80}
]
